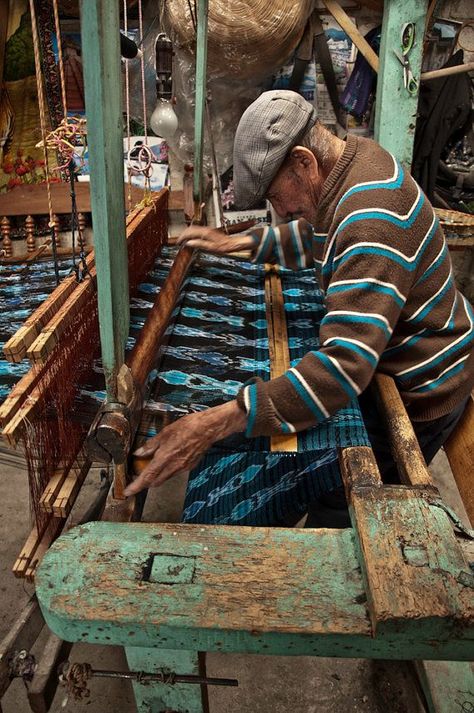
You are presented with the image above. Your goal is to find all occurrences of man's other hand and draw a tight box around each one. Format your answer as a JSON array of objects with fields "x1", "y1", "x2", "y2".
[
  {"x1": 124, "y1": 400, "x2": 247, "y2": 497},
  {"x1": 176, "y1": 226, "x2": 254, "y2": 254}
]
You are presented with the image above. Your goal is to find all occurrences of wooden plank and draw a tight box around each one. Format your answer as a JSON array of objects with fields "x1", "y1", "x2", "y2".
[
  {"x1": 321, "y1": 0, "x2": 379, "y2": 72},
  {"x1": 27, "y1": 634, "x2": 73, "y2": 713},
  {"x1": 374, "y1": 0, "x2": 427, "y2": 168},
  {"x1": 35, "y1": 521, "x2": 474, "y2": 660},
  {"x1": 264, "y1": 267, "x2": 298, "y2": 453},
  {"x1": 0, "y1": 596, "x2": 44, "y2": 698},
  {"x1": 444, "y1": 394, "x2": 474, "y2": 524},
  {"x1": 0, "y1": 182, "x2": 145, "y2": 218},
  {"x1": 373, "y1": 373, "x2": 433, "y2": 487},
  {"x1": 52, "y1": 459, "x2": 92, "y2": 519}
]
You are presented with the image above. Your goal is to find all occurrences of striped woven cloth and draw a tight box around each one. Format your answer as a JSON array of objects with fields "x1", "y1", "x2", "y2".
[{"x1": 142, "y1": 249, "x2": 368, "y2": 526}]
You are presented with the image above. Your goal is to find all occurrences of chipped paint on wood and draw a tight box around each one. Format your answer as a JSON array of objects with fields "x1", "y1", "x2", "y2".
[{"x1": 35, "y1": 521, "x2": 474, "y2": 660}]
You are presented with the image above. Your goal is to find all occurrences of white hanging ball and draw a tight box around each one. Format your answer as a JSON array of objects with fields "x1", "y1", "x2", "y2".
[{"x1": 150, "y1": 99, "x2": 179, "y2": 140}]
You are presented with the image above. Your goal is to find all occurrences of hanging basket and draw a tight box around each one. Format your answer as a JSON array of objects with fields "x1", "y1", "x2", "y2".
[
  {"x1": 162, "y1": 0, "x2": 314, "y2": 81},
  {"x1": 435, "y1": 208, "x2": 474, "y2": 239}
]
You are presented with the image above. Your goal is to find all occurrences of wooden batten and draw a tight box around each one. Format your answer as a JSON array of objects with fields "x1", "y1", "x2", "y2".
[
  {"x1": 53, "y1": 459, "x2": 91, "y2": 519},
  {"x1": 3, "y1": 250, "x2": 96, "y2": 363},
  {"x1": 40, "y1": 468, "x2": 70, "y2": 515},
  {"x1": 0, "y1": 367, "x2": 40, "y2": 428},
  {"x1": 264, "y1": 266, "x2": 297, "y2": 453},
  {"x1": 12, "y1": 526, "x2": 40, "y2": 578},
  {"x1": 27, "y1": 266, "x2": 97, "y2": 364}
]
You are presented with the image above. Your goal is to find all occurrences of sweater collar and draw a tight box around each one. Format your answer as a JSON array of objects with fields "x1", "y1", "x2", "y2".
[{"x1": 314, "y1": 133, "x2": 358, "y2": 228}]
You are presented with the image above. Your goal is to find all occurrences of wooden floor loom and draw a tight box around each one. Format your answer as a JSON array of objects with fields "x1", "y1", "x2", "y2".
[
  {"x1": 0, "y1": 188, "x2": 169, "y2": 579},
  {"x1": 0, "y1": 208, "x2": 472, "y2": 710},
  {"x1": 34, "y1": 251, "x2": 474, "y2": 713}
]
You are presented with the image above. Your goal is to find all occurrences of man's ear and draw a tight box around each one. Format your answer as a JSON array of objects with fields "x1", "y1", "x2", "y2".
[{"x1": 289, "y1": 145, "x2": 319, "y2": 178}]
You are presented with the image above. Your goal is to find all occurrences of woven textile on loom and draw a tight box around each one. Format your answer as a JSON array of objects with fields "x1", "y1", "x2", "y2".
[{"x1": 140, "y1": 247, "x2": 369, "y2": 527}]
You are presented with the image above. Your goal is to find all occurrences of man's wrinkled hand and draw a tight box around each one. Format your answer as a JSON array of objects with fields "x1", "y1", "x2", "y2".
[
  {"x1": 124, "y1": 400, "x2": 247, "y2": 497},
  {"x1": 176, "y1": 226, "x2": 254, "y2": 254}
]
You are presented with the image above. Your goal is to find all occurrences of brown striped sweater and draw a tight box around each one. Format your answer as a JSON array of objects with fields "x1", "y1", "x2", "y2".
[{"x1": 237, "y1": 135, "x2": 474, "y2": 438}]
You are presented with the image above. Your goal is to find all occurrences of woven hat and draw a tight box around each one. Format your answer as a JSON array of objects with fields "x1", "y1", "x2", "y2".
[{"x1": 233, "y1": 90, "x2": 318, "y2": 210}]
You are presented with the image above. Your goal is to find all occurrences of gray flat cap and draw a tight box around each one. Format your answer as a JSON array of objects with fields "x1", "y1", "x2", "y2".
[{"x1": 233, "y1": 90, "x2": 318, "y2": 210}]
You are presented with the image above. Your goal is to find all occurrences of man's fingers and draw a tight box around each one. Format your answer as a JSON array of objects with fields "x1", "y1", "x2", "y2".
[
  {"x1": 134, "y1": 439, "x2": 160, "y2": 457},
  {"x1": 124, "y1": 459, "x2": 160, "y2": 496}
]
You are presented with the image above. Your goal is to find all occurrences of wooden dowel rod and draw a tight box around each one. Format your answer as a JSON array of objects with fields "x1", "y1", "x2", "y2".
[
  {"x1": 421, "y1": 62, "x2": 474, "y2": 82},
  {"x1": 373, "y1": 373, "x2": 433, "y2": 487}
]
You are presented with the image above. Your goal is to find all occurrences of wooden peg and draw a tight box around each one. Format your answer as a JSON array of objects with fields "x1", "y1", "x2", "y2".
[
  {"x1": 1, "y1": 216, "x2": 12, "y2": 257},
  {"x1": 25, "y1": 215, "x2": 36, "y2": 253}
]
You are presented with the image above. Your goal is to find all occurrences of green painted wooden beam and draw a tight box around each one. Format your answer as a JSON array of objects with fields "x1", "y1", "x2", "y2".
[
  {"x1": 80, "y1": 0, "x2": 129, "y2": 399},
  {"x1": 35, "y1": 519, "x2": 474, "y2": 661},
  {"x1": 374, "y1": 0, "x2": 428, "y2": 167},
  {"x1": 193, "y1": 0, "x2": 209, "y2": 203}
]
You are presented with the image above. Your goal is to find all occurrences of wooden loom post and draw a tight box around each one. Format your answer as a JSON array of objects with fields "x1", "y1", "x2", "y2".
[
  {"x1": 79, "y1": 0, "x2": 129, "y2": 401},
  {"x1": 374, "y1": 0, "x2": 427, "y2": 167}
]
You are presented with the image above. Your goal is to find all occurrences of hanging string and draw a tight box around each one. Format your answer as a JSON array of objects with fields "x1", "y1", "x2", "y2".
[
  {"x1": 50, "y1": 0, "x2": 87, "y2": 281},
  {"x1": 123, "y1": 0, "x2": 133, "y2": 211},
  {"x1": 52, "y1": 0, "x2": 68, "y2": 124},
  {"x1": 28, "y1": 0, "x2": 60, "y2": 285},
  {"x1": 138, "y1": 0, "x2": 152, "y2": 198}
]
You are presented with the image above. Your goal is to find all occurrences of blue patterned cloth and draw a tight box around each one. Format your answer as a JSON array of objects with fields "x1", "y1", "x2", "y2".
[{"x1": 141, "y1": 248, "x2": 369, "y2": 527}]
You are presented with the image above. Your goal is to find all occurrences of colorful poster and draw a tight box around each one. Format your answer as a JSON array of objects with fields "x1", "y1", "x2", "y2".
[{"x1": 0, "y1": 1, "x2": 57, "y2": 193}]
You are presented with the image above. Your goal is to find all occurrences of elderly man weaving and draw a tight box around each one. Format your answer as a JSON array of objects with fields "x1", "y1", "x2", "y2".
[{"x1": 125, "y1": 90, "x2": 473, "y2": 525}]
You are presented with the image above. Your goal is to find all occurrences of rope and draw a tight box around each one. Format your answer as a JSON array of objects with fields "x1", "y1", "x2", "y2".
[
  {"x1": 52, "y1": 0, "x2": 68, "y2": 123},
  {"x1": 59, "y1": 661, "x2": 92, "y2": 701},
  {"x1": 28, "y1": 0, "x2": 59, "y2": 284}
]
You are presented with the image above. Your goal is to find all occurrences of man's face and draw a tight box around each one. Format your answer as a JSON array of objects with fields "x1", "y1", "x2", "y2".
[{"x1": 266, "y1": 149, "x2": 321, "y2": 226}]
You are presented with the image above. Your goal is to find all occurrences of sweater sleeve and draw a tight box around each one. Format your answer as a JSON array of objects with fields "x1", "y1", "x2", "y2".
[
  {"x1": 247, "y1": 218, "x2": 314, "y2": 270},
  {"x1": 237, "y1": 208, "x2": 430, "y2": 437}
]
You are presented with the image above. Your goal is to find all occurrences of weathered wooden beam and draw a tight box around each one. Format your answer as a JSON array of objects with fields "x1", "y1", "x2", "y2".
[
  {"x1": 36, "y1": 521, "x2": 474, "y2": 660},
  {"x1": 321, "y1": 0, "x2": 379, "y2": 72},
  {"x1": 414, "y1": 660, "x2": 474, "y2": 713},
  {"x1": 349, "y1": 486, "x2": 472, "y2": 637},
  {"x1": 373, "y1": 373, "x2": 434, "y2": 487}
]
